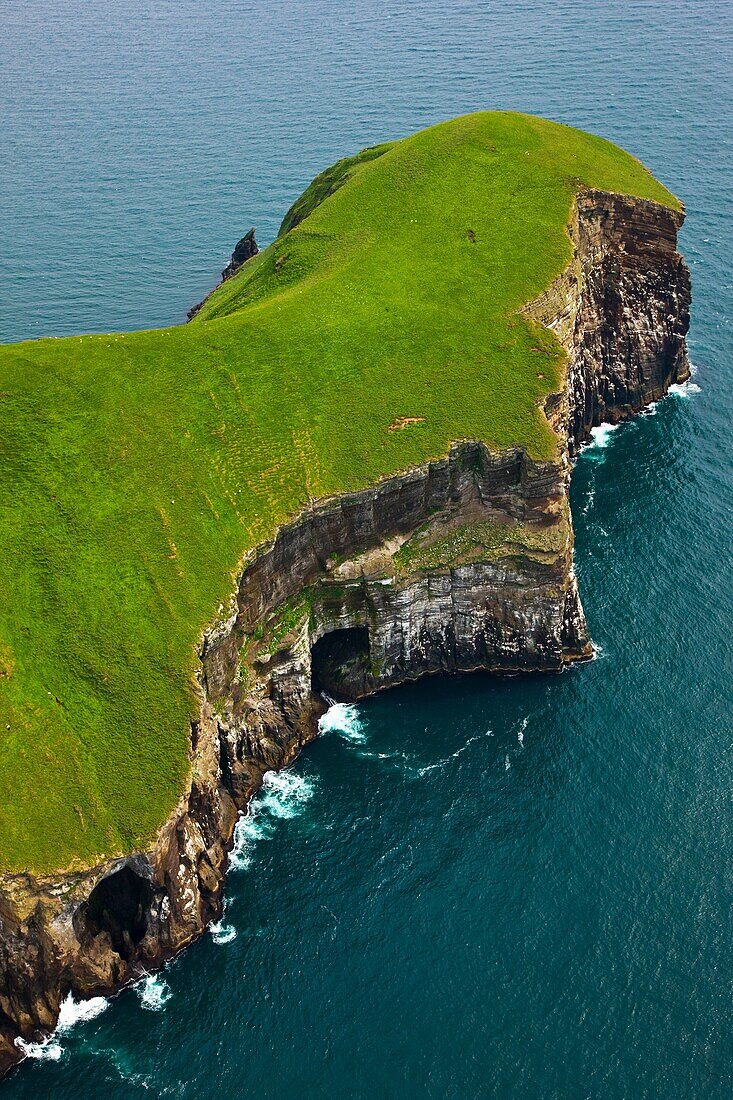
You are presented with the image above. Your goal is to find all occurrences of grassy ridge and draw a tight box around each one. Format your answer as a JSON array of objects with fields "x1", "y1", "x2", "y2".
[{"x1": 0, "y1": 112, "x2": 679, "y2": 873}]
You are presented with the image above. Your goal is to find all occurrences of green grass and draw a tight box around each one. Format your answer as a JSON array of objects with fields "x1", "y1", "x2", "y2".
[
  {"x1": 259, "y1": 591, "x2": 313, "y2": 653},
  {"x1": 393, "y1": 517, "x2": 566, "y2": 574},
  {"x1": 0, "y1": 112, "x2": 679, "y2": 873}
]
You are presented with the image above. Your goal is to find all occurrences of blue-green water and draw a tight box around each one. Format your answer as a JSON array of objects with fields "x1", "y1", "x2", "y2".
[{"x1": 2, "y1": 1, "x2": 732, "y2": 1096}]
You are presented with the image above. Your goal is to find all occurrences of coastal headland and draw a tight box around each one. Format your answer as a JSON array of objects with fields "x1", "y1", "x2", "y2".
[{"x1": 0, "y1": 112, "x2": 690, "y2": 1074}]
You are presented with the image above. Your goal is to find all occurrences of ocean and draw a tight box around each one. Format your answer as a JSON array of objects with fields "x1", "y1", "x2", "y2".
[{"x1": 1, "y1": 1, "x2": 731, "y2": 1096}]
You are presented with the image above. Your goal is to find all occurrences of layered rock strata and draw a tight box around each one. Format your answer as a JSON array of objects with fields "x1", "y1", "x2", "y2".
[{"x1": 0, "y1": 189, "x2": 690, "y2": 1076}]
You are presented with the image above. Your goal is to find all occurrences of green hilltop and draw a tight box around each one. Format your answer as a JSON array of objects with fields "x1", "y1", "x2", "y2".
[{"x1": 0, "y1": 112, "x2": 679, "y2": 873}]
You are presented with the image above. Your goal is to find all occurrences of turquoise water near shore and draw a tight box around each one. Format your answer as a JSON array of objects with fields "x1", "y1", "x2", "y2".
[{"x1": 2, "y1": 1, "x2": 732, "y2": 1096}]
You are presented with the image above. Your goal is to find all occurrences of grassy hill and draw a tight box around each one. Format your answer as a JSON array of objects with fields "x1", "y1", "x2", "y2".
[{"x1": 0, "y1": 112, "x2": 679, "y2": 874}]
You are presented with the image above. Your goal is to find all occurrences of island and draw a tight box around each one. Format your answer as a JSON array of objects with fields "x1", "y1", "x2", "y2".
[{"x1": 0, "y1": 111, "x2": 690, "y2": 1074}]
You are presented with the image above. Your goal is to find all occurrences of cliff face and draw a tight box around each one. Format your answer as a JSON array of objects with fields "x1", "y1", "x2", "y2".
[
  {"x1": 0, "y1": 190, "x2": 690, "y2": 1077},
  {"x1": 529, "y1": 189, "x2": 690, "y2": 446}
]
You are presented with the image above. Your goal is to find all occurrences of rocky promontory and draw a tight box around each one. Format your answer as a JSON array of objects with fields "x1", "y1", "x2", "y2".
[{"x1": 0, "y1": 178, "x2": 690, "y2": 1076}]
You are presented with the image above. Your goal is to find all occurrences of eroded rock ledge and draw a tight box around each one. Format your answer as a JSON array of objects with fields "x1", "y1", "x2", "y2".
[{"x1": 0, "y1": 189, "x2": 690, "y2": 1076}]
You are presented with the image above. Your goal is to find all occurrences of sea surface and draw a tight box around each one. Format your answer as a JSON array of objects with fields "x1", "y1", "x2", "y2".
[{"x1": 1, "y1": 1, "x2": 732, "y2": 1096}]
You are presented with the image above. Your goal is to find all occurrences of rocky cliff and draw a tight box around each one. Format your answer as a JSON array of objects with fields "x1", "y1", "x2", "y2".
[{"x1": 0, "y1": 188, "x2": 690, "y2": 1077}]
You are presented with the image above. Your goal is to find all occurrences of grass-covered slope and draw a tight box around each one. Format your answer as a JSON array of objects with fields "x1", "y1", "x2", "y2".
[{"x1": 0, "y1": 113, "x2": 679, "y2": 874}]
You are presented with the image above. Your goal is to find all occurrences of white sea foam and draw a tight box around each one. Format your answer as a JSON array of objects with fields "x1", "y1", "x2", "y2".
[
  {"x1": 112, "y1": 1067, "x2": 155, "y2": 1091},
  {"x1": 588, "y1": 422, "x2": 621, "y2": 450},
  {"x1": 354, "y1": 746, "x2": 420, "y2": 777},
  {"x1": 137, "y1": 973, "x2": 172, "y2": 1012},
  {"x1": 318, "y1": 699, "x2": 366, "y2": 742},
  {"x1": 14, "y1": 1036, "x2": 63, "y2": 1061},
  {"x1": 669, "y1": 378, "x2": 701, "y2": 398},
  {"x1": 642, "y1": 371, "x2": 702, "y2": 411},
  {"x1": 230, "y1": 810, "x2": 272, "y2": 871},
  {"x1": 210, "y1": 898, "x2": 237, "y2": 944},
  {"x1": 210, "y1": 919, "x2": 237, "y2": 945},
  {"x1": 14, "y1": 992, "x2": 108, "y2": 1062},
  {"x1": 582, "y1": 483, "x2": 596, "y2": 515},
  {"x1": 579, "y1": 372, "x2": 699, "y2": 466},
  {"x1": 229, "y1": 768, "x2": 315, "y2": 872},
  {"x1": 258, "y1": 769, "x2": 315, "y2": 819},
  {"x1": 57, "y1": 993, "x2": 109, "y2": 1031}
]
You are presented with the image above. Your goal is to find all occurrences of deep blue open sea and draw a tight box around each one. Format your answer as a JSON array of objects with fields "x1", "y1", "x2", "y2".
[{"x1": 2, "y1": 1, "x2": 732, "y2": 1096}]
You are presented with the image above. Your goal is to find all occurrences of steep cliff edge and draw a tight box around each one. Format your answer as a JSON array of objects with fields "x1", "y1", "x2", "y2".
[
  {"x1": 529, "y1": 188, "x2": 690, "y2": 445},
  {"x1": 0, "y1": 185, "x2": 690, "y2": 1076}
]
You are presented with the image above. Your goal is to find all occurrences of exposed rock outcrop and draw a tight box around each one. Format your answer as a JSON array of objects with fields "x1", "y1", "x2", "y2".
[
  {"x1": 0, "y1": 189, "x2": 690, "y2": 1078},
  {"x1": 187, "y1": 227, "x2": 259, "y2": 320},
  {"x1": 221, "y1": 227, "x2": 258, "y2": 281}
]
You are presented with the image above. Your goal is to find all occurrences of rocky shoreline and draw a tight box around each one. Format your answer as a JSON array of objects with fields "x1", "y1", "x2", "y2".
[{"x1": 0, "y1": 188, "x2": 690, "y2": 1078}]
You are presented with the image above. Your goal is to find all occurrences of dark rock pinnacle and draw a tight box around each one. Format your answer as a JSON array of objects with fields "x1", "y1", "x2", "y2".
[{"x1": 187, "y1": 228, "x2": 259, "y2": 320}]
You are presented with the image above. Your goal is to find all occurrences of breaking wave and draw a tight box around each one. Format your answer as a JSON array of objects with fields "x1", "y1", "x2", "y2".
[
  {"x1": 588, "y1": 421, "x2": 621, "y2": 451},
  {"x1": 211, "y1": 901, "x2": 237, "y2": 945},
  {"x1": 580, "y1": 370, "x2": 700, "y2": 465},
  {"x1": 14, "y1": 1036, "x2": 64, "y2": 1062},
  {"x1": 57, "y1": 994, "x2": 109, "y2": 1032},
  {"x1": 137, "y1": 973, "x2": 173, "y2": 1012},
  {"x1": 259, "y1": 770, "x2": 316, "y2": 819},
  {"x1": 230, "y1": 811, "x2": 271, "y2": 871},
  {"x1": 318, "y1": 699, "x2": 366, "y2": 742},
  {"x1": 669, "y1": 377, "x2": 701, "y2": 398},
  {"x1": 230, "y1": 768, "x2": 316, "y2": 872},
  {"x1": 211, "y1": 920, "x2": 237, "y2": 945},
  {"x1": 323, "y1": 704, "x2": 501, "y2": 780},
  {"x1": 14, "y1": 993, "x2": 108, "y2": 1062},
  {"x1": 319, "y1": 697, "x2": 420, "y2": 770}
]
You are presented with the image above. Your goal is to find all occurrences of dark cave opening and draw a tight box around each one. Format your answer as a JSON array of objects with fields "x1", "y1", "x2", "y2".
[
  {"x1": 76, "y1": 863, "x2": 153, "y2": 960},
  {"x1": 311, "y1": 626, "x2": 371, "y2": 701}
]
